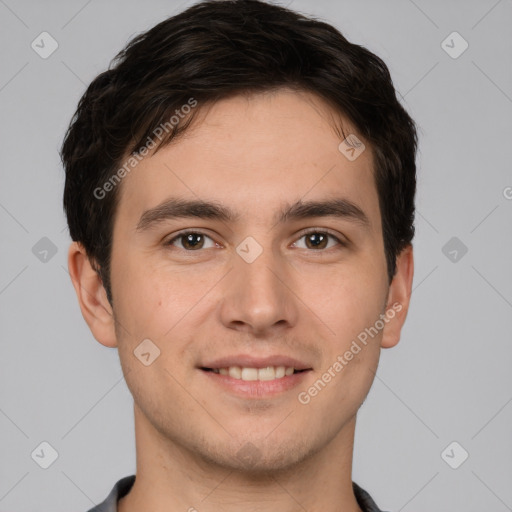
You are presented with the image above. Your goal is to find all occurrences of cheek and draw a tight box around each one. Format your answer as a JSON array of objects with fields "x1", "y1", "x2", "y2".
[
  {"x1": 110, "y1": 251, "x2": 173, "y2": 331},
  {"x1": 300, "y1": 275, "x2": 386, "y2": 417},
  {"x1": 111, "y1": 254, "x2": 217, "y2": 352},
  {"x1": 307, "y1": 264, "x2": 387, "y2": 346}
]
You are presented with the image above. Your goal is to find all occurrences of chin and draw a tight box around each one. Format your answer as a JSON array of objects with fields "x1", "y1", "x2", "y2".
[{"x1": 194, "y1": 435, "x2": 315, "y2": 476}]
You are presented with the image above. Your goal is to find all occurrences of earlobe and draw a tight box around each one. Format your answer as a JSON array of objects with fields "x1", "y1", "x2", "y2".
[
  {"x1": 380, "y1": 244, "x2": 414, "y2": 349},
  {"x1": 67, "y1": 242, "x2": 118, "y2": 348}
]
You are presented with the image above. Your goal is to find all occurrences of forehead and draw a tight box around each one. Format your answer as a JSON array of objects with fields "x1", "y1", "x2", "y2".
[{"x1": 115, "y1": 89, "x2": 380, "y2": 229}]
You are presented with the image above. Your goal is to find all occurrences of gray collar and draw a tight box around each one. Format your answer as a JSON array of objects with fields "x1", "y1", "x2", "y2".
[{"x1": 86, "y1": 475, "x2": 388, "y2": 512}]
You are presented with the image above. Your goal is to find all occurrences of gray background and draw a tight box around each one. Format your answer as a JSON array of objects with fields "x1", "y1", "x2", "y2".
[{"x1": 1, "y1": 0, "x2": 511, "y2": 510}]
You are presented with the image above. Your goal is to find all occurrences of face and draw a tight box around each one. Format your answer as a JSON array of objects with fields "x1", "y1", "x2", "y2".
[{"x1": 95, "y1": 89, "x2": 407, "y2": 473}]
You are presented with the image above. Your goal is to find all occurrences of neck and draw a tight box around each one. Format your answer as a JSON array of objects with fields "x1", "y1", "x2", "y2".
[{"x1": 118, "y1": 405, "x2": 363, "y2": 512}]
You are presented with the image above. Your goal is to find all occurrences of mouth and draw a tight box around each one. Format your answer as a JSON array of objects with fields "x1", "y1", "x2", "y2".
[
  {"x1": 198, "y1": 360, "x2": 313, "y2": 400},
  {"x1": 200, "y1": 366, "x2": 310, "y2": 381}
]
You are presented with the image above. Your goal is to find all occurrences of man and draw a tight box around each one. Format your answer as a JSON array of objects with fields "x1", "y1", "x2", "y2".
[{"x1": 61, "y1": 0, "x2": 417, "y2": 510}]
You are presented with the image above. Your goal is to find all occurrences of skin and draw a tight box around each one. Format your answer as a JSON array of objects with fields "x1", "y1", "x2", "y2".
[{"x1": 68, "y1": 88, "x2": 414, "y2": 512}]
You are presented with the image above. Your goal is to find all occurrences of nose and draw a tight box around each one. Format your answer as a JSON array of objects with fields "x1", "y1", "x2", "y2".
[{"x1": 218, "y1": 241, "x2": 300, "y2": 336}]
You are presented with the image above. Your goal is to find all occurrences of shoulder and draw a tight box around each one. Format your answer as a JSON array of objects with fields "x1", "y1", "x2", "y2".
[
  {"x1": 84, "y1": 475, "x2": 136, "y2": 512},
  {"x1": 353, "y1": 481, "x2": 390, "y2": 512}
]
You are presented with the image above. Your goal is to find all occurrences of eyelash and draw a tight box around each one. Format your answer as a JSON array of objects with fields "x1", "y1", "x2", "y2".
[{"x1": 165, "y1": 229, "x2": 346, "y2": 252}]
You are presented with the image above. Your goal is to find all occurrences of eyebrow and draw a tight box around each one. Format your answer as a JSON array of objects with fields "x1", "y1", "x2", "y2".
[{"x1": 136, "y1": 196, "x2": 370, "y2": 232}]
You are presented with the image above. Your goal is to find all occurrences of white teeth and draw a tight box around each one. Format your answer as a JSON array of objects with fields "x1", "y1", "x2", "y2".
[
  {"x1": 214, "y1": 365, "x2": 299, "y2": 381},
  {"x1": 241, "y1": 367, "x2": 259, "y2": 381},
  {"x1": 258, "y1": 366, "x2": 277, "y2": 380},
  {"x1": 228, "y1": 366, "x2": 242, "y2": 379},
  {"x1": 275, "y1": 366, "x2": 286, "y2": 378}
]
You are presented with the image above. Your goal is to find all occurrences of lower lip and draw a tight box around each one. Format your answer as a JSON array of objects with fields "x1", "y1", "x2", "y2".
[{"x1": 199, "y1": 369, "x2": 312, "y2": 398}]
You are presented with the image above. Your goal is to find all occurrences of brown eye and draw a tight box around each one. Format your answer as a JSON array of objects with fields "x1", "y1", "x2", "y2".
[
  {"x1": 305, "y1": 232, "x2": 328, "y2": 249},
  {"x1": 293, "y1": 230, "x2": 343, "y2": 251},
  {"x1": 167, "y1": 231, "x2": 216, "y2": 250}
]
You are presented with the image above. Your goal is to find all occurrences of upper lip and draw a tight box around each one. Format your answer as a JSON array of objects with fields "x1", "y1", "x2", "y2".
[{"x1": 200, "y1": 355, "x2": 312, "y2": 371}]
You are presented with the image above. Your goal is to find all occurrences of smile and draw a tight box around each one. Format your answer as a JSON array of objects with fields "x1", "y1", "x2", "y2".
[
  {"x1": 201, "y1": 365, "x2": 308, "y2": 381},
  {"x1": 199, "y1": 367, "x2": 312, "y2": 398}
]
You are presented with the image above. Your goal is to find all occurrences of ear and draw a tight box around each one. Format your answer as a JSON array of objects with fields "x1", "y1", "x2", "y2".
[
  {"x1": 381, "y1": 244, "x2": 414, "y2": 349},
  {"x1": 67, "y1": 242, "x2": 118, "y2": 348}
]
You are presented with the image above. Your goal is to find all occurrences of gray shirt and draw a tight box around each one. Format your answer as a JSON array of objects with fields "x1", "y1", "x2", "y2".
[{"x1": 85, "y1": 475, "x2": 388, "y2": 512}]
